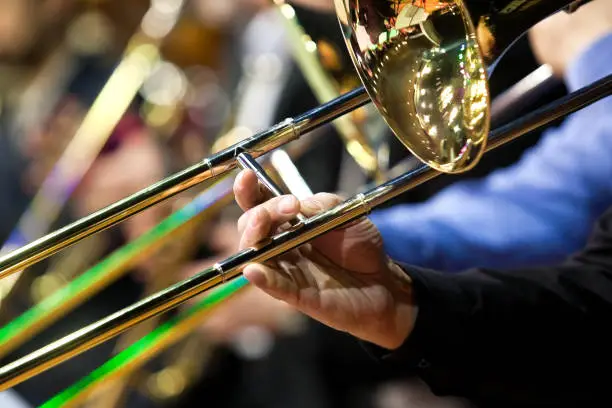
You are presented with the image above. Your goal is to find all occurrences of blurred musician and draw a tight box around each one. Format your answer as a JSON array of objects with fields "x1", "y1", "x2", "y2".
[
  {"x1": 233, "y1": 166, "x2": 612, "y2": 407},
  {"x1": 0, "y1": 0, "x2": 167, "y2": 404},
  {"x1": 0, "y1": 0, "x2": 165, "y2": 246}
]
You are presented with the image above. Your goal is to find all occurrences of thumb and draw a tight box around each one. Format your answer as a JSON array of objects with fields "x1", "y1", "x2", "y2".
[{"x1": 243, "y1": 263, "x2": 299, "y2": 307}]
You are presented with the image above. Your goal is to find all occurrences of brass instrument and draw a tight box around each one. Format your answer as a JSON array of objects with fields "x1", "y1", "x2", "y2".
[
  {"x1": 109, "y1": 9, "x2": 362, "y2": 400},
  {"x1": 135, "y1": 154, "x2": 315, "y2": 406},
  {"x1": 43, "y1": 277, "x2": 250, "y2": 408},
  {"x1": 37, "y1": 73, "x2": 612, "y2": 407},
  {"x1": 46, "y1": 148, "x2": 316, "y2": 407},
  {"x1": 0, "y1": 0, "x2": 609, "y2": 395}
]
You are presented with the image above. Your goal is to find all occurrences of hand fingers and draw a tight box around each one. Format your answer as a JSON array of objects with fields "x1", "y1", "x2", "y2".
[
  {"x1": 239, "y1": 193, "x2": 348, "y2": 314},
  {"x1": 238, "y1": 192, "x2": 344, "y2": 245},
  {"x1": 299, "y1": 192, "x2": 344, "y2": 217},
  {"x1": 234, "y1": 170, "x2": 273, "y2": 211},
  {"x1": 239, "y1": 195, "x2": 301, "y2": 249}
]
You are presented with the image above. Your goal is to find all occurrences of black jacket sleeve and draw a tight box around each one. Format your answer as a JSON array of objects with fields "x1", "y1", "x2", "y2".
[{"x1": 375, "y1": 207, "x2": 612, "y2": 407}]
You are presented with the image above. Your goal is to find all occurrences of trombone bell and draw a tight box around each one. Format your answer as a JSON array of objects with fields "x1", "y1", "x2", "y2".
[
  {"x1": 334, "y1": 0, "x2": 583, "y2": 173},
  {"x1": 335, "y1": 0, "x2": 490, "y2": 173}
]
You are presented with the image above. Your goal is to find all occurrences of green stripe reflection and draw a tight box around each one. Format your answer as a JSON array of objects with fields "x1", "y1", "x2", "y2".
[{"x1": 41, "y1": 276, "x2": 248, "y2": 408}]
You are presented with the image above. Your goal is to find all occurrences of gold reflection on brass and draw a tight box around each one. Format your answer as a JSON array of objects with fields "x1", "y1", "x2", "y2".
[
  {"x1": 334, "y1": 0, "x2": 490, "y2": 173},
  {"x1": 475, "y1": 16, "x2": 496, "y2": 60}
]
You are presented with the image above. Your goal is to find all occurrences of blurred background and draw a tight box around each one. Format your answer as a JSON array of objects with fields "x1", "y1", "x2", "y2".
[{"x1": 0, "y1": 0, "x2": 566, "y2": 407}]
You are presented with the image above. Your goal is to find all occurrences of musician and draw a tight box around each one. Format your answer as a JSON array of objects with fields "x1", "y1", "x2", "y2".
[
  {"x1": 226, "y1": 2, "x2": 612, "y2": 406},
  {"x1": 0, "y1": 0, "x2": 166, "y2": 248},
  {"x1": 370, "y1": 0, "x2": 612, "y2": 271},
  {"x1": 202, "y1": 0, "x2": 612, "y2": 333},
  {"x1": 232, "y1": 169, "x2": 612, "y2": 407}
]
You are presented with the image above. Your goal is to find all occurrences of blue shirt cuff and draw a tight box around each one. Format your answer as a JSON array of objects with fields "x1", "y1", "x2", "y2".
[{"x1": 565, "y1": 32, "x2": 612, "y2": 92}]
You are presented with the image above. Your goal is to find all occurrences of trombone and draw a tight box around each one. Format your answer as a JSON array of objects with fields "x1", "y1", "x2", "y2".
[
  {"x1": 40, "y1": 62, "x2": 611, "y2": 407},
  {"x1": 0, "y1": 0, "x2": 610, "y2": 392},
  {"x1": 8, "y1": 72, "x2": 612, "y2": 395}
]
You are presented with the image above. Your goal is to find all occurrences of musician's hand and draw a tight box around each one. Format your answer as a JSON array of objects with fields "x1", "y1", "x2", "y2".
[
  {"x1": 233, "y1": 169, "x2": 416, "y2": 350},
  {"x1": 529, "y1": 0, "x2": 612, "y2": 76}
]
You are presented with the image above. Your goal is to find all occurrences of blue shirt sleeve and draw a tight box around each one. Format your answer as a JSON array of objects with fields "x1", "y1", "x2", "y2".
[{"x1": 370, "y1": 33, "x2": 612, "y2": 272}]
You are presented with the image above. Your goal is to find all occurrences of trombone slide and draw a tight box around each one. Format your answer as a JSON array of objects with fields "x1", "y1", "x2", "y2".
[
  {"x1": 2, "y1": 71, "x2": 611, "y2": 391},
  {"x1": 0, "y1": 88, "x2": 369, "y2": 279}
]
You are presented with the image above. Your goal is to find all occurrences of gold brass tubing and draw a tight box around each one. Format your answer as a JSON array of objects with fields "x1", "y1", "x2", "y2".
[
  {"x1": 0, "y1": 87, "x2": 370, "y2": 279},
  {"x1": 53, "y1": 285, "x2": 246, "y2": 408},
  {"x1": 0, "y1": 194, "x2": 371, "y2": 390},
  {"x1": 0, "y1": 178, "x2": 226, "y2": 359},
  {"x1": 274, "y1": 0, "x2": 379, "y2": 177},
  {"x1": 0, "y1": 270, "x2": 227, "y2": 390},
  {"x1": 86, "y1": 316, "x2": 162, "y2": 408},
  {"x1": 0, "y1": 0, "x2": 187, "y2": 305},
  {"x1": 0, "y1": 109, "x2": 343, "y2": 358},
  {"x1": 85, "y1": 259, "x2": 195, "y2": 408},
  {"x1": 73, "y1": 154, "x2": 313, "y2": 406},
  {"x1": 29, "y1": 234, "x2": 108, "y2": 305},
  {"x1": 84, "y1": 206, "x2": 209, "y2": 408},
  {"x1": 0, "y1": 74, "x2": 610, "y2": 389}
]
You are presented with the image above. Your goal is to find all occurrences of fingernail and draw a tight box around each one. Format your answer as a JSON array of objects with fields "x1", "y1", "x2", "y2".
[{"x1": 279, "y1": 196, "x2": 297, "y2": 214}]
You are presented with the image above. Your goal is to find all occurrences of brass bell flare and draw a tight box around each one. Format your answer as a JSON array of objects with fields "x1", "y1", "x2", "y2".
[{"x1": 335, "y1": 0, "x2": 490, "y2": 173}]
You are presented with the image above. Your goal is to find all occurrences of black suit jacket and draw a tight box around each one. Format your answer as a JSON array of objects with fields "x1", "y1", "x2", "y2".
[{"x1": 373, "y1": 206, "x2": 612, "y2": 407}]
